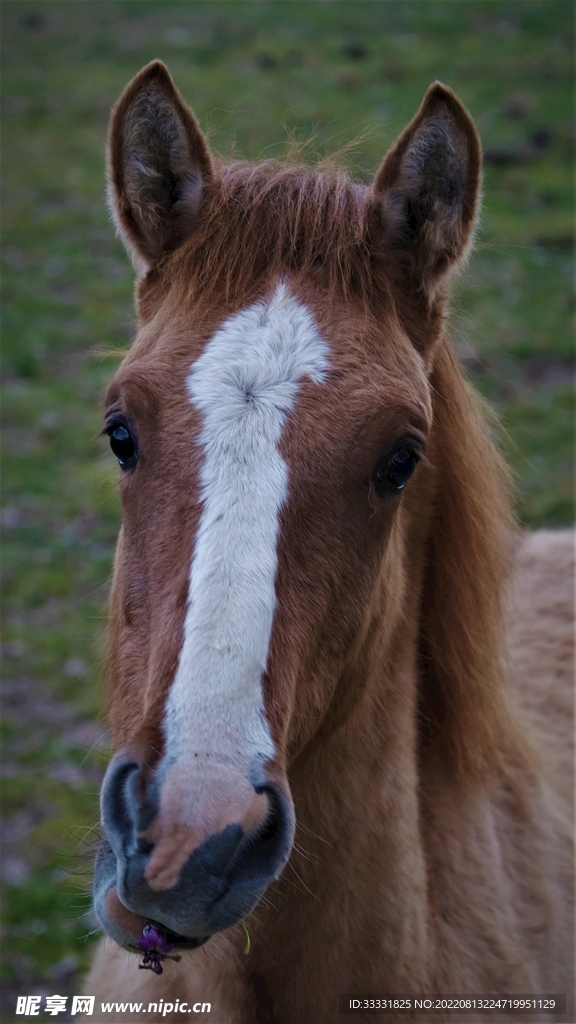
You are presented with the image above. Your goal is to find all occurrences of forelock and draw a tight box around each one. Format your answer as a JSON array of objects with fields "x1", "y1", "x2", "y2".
[{"x1": 160, "y1": 160, "x2": 390, "y2": 311}]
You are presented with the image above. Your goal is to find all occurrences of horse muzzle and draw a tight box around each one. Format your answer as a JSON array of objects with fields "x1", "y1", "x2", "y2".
[{"x1": 93, "y1": 754, "x2": 295, "y2": 948}]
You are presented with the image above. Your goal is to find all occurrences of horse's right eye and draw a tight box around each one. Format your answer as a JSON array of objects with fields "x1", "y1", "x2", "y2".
[{"x1": 107, "y1": 422, "x2": 138, "y2": 469}]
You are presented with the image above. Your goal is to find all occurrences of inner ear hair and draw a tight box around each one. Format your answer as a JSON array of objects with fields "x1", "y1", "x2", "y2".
[
  {"x1": 374, "y1": 82, "x2": 482, "y2": 290},
  {"x1": 108, "y1": 61, "x2": 213, "y2": 272}
]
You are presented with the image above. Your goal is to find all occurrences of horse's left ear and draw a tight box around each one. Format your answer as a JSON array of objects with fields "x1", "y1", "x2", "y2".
[
  {"x1": 373, "y1": 83, "x2": 481, "y2": 292},
  {"x1": 107, "y1": 61, "x2": 213, "y2": 274}
]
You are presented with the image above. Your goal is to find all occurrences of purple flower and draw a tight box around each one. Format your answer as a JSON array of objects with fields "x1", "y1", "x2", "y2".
[
  {"x1": 137, "y1": 923, "x2": 174, "y2": 954},
  {"x1": 136, "y1": 923, "x2": 176, "y2": 974},
  {"x1": 138, "y1": 951, "x2": 165, "y2": 975}
]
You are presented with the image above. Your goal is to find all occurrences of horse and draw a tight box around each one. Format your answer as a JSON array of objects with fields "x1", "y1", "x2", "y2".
[{"x1": 84, "y1": 62, "x2": 573, "y2": 1023}]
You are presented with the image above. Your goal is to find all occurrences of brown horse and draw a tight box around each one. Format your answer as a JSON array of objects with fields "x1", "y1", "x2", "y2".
[{"x1": 85, "y1": 62, "x2": 573, "y2": 1023}]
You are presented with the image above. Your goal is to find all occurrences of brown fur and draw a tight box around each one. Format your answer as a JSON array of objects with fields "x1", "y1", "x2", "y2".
[{"x1": 84, "y1": 64, "x2": 574, "y2": 1022}]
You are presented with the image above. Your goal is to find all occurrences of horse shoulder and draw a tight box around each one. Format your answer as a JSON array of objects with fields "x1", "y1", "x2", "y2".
[{"x1": 507, "y1": 529, "x2": 574, "y2": 801}]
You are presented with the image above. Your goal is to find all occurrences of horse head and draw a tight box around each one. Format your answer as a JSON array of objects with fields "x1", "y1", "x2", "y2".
[{"x1": 94, "y1": 61, "x2": 491, "y2": 953}]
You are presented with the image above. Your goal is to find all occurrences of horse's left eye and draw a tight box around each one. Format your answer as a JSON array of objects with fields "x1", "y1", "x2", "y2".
[
  {"x1": 372, "y1": 440, "x2": 422, "y2": 496},
  {"x1": 107, "y1": 422, "x2": 138, "y2": 469}
]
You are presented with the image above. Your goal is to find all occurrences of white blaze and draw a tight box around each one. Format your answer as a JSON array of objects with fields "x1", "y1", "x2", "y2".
[{"x1": 164, "y1": 282, "x2": 329, "y2": 772}]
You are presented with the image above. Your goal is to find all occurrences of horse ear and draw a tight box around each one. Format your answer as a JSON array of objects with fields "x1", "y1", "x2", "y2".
[
  {"x1": 107, "y1": 61, "x2": 213, "y2": 274},
  {"x1": 373, "y1": 83, "x2": 481, "y2": 291}
]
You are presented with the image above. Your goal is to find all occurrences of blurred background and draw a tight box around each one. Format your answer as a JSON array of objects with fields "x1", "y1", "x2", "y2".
[{"x1": 1, "y1": 1, "x2": 573, "y2": 1017}]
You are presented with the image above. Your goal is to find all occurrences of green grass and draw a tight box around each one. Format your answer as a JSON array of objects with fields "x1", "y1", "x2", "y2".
[{"x1": 1, "y1": 1, "x2": 573, "y2": 1016}]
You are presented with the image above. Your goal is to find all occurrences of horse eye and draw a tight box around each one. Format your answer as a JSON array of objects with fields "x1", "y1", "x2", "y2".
[
  {"x1": 107, "y1": 422, "x2": 138, "y2": 469},
  {"x1": 372, "y1": 441, "x2": 422, "y2": 496}
]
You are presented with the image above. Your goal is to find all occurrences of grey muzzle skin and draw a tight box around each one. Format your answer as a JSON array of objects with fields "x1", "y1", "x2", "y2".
[{"x1": 94, "y1": 757, "x2": 295, "y2": 948}]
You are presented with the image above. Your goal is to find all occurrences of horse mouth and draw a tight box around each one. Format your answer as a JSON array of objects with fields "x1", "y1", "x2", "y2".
[
  {"x1": 93, "y1": 830, "x2": 282, "y2": 952},
  {"x1": 129, "y1": 925, "x2": 210, "y2": 952},
  {"x1": 163, "y1": 933, "x2": 209, "y2": 951}
]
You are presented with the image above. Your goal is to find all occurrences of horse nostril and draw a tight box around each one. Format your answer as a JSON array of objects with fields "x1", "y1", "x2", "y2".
[
  {"x1": 101, "y1": 758, "x2": 155, "y2": 858},
  {"x1": 254, "y1": 794, "x2": 281, "y2": 844},
  {"x1": 228, "y1": 784, "x2": 293, "y2": 888},
  {"x1": 101, "y1": 760, "x2": 138, "y2": 844}
]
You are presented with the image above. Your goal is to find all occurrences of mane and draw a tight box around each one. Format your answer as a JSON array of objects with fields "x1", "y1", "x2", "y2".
[
  {"x1": 418, "y1": 340, "x2": 527, "y2": 783},
  {"x1": 163, "y1": 159, "x2": 385, "y2": 312}
]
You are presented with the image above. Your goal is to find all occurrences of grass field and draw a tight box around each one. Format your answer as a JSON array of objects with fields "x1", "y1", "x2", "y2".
[{"x1": 1, "y1": 1, "x2": 573, "y2": 1016}]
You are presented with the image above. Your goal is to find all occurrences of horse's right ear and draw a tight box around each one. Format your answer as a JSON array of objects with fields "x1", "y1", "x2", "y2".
[{"x1": 107, "y1": 61, "x2": 213, "y2": 274}]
